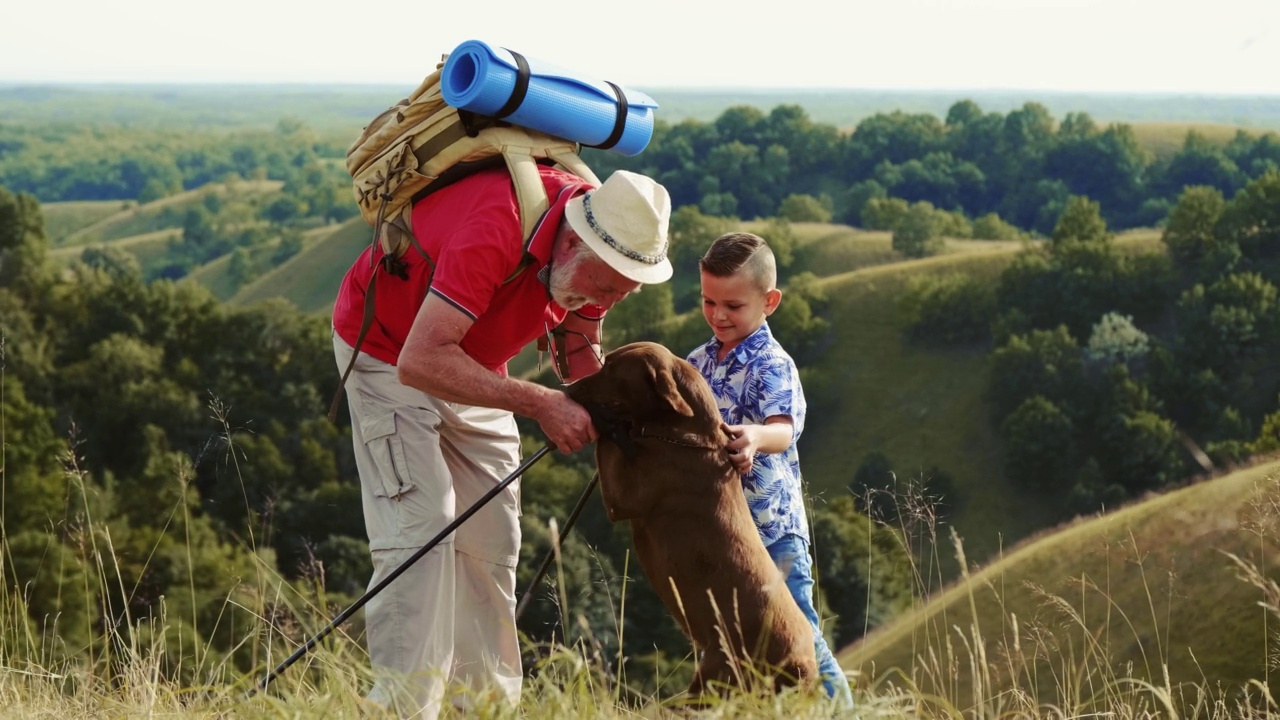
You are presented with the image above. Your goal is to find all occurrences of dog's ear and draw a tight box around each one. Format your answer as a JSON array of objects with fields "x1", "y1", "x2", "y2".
[{"x1": 649, "y1": 361, "x2": 695, "y2": 417}]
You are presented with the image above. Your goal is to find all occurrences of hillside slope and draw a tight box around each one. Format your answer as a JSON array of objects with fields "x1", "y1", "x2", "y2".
[
  {"x1": 225, "y1": 217, "x2": 368, "y2": 314},
  {"x1": 839, "y1": 457, "x2": 1280, "y2": 710}
]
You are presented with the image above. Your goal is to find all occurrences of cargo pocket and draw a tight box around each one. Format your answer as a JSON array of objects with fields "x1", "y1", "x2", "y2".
[{"x1": 361, "y1": 410, "x2": 417, "y2": 503}]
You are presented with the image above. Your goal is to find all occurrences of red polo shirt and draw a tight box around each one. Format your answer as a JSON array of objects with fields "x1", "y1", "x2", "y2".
[{"x1": 332, "y1": 166, "x2": 601, "y2": 374}]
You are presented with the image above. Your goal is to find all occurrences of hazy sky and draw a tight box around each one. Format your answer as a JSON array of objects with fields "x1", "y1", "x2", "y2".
[{"x1": 4, "y1": 0, "x2": 1279, "y2": 94}]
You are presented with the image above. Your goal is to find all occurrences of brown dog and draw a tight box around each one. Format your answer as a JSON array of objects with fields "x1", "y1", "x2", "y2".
[{"x1": 565, "y1": 341, "x2": 817, "y2": 696}]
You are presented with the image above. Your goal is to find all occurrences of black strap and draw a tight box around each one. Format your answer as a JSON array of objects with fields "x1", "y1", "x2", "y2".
[
  {"x1": 495, "y1": 50, "x2": 531, "y2": 119},
  {"x1": 588, "y1": 81, "x2": 629, "y2": 151}
]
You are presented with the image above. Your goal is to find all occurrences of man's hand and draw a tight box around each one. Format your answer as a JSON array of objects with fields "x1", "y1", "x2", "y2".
[{"x1": 536, "y1": 392, "x2": 598, "y2": 454}]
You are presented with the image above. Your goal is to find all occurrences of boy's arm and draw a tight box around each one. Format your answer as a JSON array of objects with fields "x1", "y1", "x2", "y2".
[
  {"x1": 726, "y1": 352, "x2": 805, "y2": 475},
  {"x1": 725, "y1": 416, "x2": 794, "y2": 475}
]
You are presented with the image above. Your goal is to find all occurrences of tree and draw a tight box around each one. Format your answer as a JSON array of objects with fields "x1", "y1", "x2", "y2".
[
  {"x1": 767, "y1": 282, "x2": 828, "y2": 364},
  {"x1": 1044, "y1": 123, "x2": 1148, "y2": 224},
  {"x1": 1095, "y1": 409, "x2": 1184, "y2": 493},
  {"x1": 6, "y1": 532, "x2": 99, "y2": 654},
  {"x1": 0, "y1": 186, "x2": 52, "y2": 301},
  {"x1": 1051, "y1": 195, "x2": 1110, "y2": 246},
  {"x1": 605, "y1": 283, "x2": 674, "y2": 343},
  {"x1": 845, "y1": 111, "x2": 947, "y2": 177},
  {"x1": 1158, "y1": 131, "x2": 1243, "y2": 199},
  {"x1": 989, "y1": 326, "x2": 1083, "y2": 419},
  {"x1": 810, "y1": 496, "x2": 914, "y2": 646},
  {"x1": 1084, "y1": 312, "x2": 1149, "y2": 369},
  {"x1": 839, "y1": 180, "x2": 886, "y2": 226},
  {"x1": 971, "y1": 212, "x2": 1022, "y2": 240},
  {"x1": 1001, "y1": 395, "x2": 1077, "y2": 492},
  {"x1": 861, "y1": 196, "x2": 909, "y2": 231},
  {"x1": 777, "y1": 193, "x2": 832, "y2": 223},
  {"x1": 902, "y1": 272, "x2": 996, "y2": 344},
  {"x1": 892, "y1": 201, "x2": 946, "y2": 258},
  {"x1": 1219, "y1": 169, "x2": 1280, "y2": 260},
  {"x1": 1162, "y1": 185, "x2": 1235, "y2": 280},
  {"x1": 849, "y1": 450, "x2": 898, "y2": 521}
]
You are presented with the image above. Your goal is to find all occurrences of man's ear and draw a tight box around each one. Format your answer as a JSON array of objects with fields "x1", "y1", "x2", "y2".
[{"x1": 648, "y1": 362, "x2": 695, "y2": 417}]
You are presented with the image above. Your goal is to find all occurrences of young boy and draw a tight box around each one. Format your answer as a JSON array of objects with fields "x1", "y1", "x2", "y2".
[{"x1": 685, "y1": 232, "x2": 854, "y2": 707}]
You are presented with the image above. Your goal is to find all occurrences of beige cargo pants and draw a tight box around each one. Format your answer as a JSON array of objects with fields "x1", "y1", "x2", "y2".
[{"x1": 333, "y1": 334, "x2": 523, "y2": 718}]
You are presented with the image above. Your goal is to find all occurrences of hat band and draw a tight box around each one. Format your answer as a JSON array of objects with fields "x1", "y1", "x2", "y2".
[{"x1": 582, "y1": 192, "x2": 667, "y2": 265}]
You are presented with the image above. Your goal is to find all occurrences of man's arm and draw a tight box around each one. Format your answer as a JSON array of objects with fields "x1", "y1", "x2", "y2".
[{"x1": 398, "y1": 294, "x2": 597, "y2": 453}]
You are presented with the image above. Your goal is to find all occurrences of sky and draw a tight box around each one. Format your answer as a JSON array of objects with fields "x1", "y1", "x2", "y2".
[{"x1": 4, "y1": 0, "x2": 1280, "y2": 95}]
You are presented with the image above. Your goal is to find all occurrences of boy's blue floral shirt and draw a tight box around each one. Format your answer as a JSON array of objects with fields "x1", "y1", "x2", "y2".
[{"x1": 687, "y1": 322, "x2": 809, "y2": 546}]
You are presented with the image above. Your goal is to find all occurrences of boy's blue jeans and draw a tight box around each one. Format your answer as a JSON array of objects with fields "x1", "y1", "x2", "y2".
[{"x1": 765, "y1": 534, "x2": 854, "y2": 708}]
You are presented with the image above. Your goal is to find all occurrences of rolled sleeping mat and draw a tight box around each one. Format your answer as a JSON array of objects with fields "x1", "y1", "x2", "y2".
[{"x1": 440, "y1": 39, "x2": 657, "y2": 157}]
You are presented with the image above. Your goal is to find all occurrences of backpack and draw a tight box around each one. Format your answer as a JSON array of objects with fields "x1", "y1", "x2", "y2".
[
  {"x1": 329, "y1": 53, "x2": 601, "y2": 422},
  {"x1": 346, "y1": 54, "x2": 600, "y2": 266}
]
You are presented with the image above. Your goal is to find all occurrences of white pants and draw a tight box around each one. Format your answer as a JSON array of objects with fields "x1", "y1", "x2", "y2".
[{"x1": 334, "y1": 334, "x2": 523, "y2": 718}]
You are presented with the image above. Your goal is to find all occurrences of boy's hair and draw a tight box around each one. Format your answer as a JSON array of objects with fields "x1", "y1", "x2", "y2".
[{"x1": 699, "y1": 232, "x2": 777, "y2": 292}]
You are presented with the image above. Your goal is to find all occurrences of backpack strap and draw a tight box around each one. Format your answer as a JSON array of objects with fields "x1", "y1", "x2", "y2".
[
  {"x1": 328, "y1": 173, "x2": 544, "y2": 424},
  {"x1": 505, "y1": 153, "x2": 551, "y2": 241}
]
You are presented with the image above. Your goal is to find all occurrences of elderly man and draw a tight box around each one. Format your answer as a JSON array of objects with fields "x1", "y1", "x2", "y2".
[{"x1": 331, "y1": 166, "x2": 672, "y2": 717}]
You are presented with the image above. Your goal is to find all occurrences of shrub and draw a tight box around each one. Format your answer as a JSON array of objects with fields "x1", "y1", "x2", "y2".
[
  {"x1": 777, "y1": 193, "x2": 833, "y2": 223},
  {"x1": 971, "y1": 212, "x2": 1022, "y2": 240},
  {"x1": 861, "y1": 196, "x2": 909, "y2": 230},
  {"x1": 892, "y1": 201, "x2": 946, "y2": 258}
]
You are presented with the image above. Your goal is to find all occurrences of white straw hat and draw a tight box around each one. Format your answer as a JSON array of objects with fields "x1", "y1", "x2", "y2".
[{"x1": 564, "y1": 170, "x2": 672, "y2": 284}]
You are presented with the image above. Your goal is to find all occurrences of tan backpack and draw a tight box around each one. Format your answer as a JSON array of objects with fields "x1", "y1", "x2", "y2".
[
  {"x1": 346, "y1": 54, "x2": 600, "y2": 263},
  {"x1": 330, "y1": 53, "x2": 601, "y2": 421}
]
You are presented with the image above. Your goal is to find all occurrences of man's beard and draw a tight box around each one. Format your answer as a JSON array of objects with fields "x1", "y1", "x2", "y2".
[{"x1": 548, "y1": 250, "x2": 597, "y2": 310}]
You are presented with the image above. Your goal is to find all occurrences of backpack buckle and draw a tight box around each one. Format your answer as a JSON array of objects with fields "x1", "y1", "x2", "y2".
[{"x1": 379, "y1": 254, "x2": 410, "y2": 280}]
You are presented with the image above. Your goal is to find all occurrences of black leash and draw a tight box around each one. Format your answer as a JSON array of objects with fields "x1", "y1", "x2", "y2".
[{"x1": 253, "y1": 443, "x2": 553, "y2": 696}]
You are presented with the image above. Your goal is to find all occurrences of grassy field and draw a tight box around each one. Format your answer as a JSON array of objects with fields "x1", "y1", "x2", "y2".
[
  {"x1": 56, "y1": 179, "x2": 283, "y2": 248},
  {"x1": 224, "y1": 218, "x2": 369, "y2": 313},
  {"x1": 47, "y1": 226, "x2": 182, "y2": 264},
  {"x1": 1129, "y1": 121, "x2": 1249, "y2": 161},
  {"x1": 2, "y1": 459, "x2": 1275, "y2": 718},
  {"x1": 38, "y1": 199, "x2": 128, "y2": 242},
  {"x1": 840, "y1": 457, "x2": 1280, "y2": 716}
]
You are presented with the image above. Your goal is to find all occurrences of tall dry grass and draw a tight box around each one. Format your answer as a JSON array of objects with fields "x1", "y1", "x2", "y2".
[{"x1": 3, "y1": 378, "x2": 1278, "y2": 717}]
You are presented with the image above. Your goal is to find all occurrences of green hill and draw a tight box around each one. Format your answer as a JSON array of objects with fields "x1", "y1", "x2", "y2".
[
  {"x1": 57, "y1": 179, "x2": 283, "y2": 248},
  {"x1": 839, "y1": 457, "x2": 1280, "y2": 712},
  {"x1": 225, "y1": 217, "x2": 369, "y2": 314},
  {"x1": 798, "y1": 231, "x2": 1163, "y2": 572},
  {"x1": 39, "y1": 199, "x2": 128, "y2": 242},
  {"x1": 48, "y1": 226, "x2": 181, "y2": 266}
]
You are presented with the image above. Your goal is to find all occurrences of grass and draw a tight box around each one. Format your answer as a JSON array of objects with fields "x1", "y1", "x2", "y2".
[
  {"x1": 224, "y1": 218, "x2": 369, "y2": 313},
  {"x1": 38, "y1": 200, "x2": 128, "y2": 243},
  {"x1": 4, "y1": 449, "x2": 1278, "y2": 718},
  {"x1": 1129, "y1": 122, "x2": 1249, "y2": 162},
  {"x1": 840, "y1": 458, "x2": 1280, "y2": 717},
  {"x1": 56, "y1": 180, "x2": 283, "y2": 248}
]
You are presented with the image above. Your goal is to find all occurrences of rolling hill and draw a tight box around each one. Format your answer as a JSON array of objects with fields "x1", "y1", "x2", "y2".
[{"x1": 839, "y1": 457, "x2": 1280, "y2": 713}]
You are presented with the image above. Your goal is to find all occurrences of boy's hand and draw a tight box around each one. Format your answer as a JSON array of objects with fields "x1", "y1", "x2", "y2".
[{"x1": 724, "y1": 424, "x2": 760, "y2": 476}]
